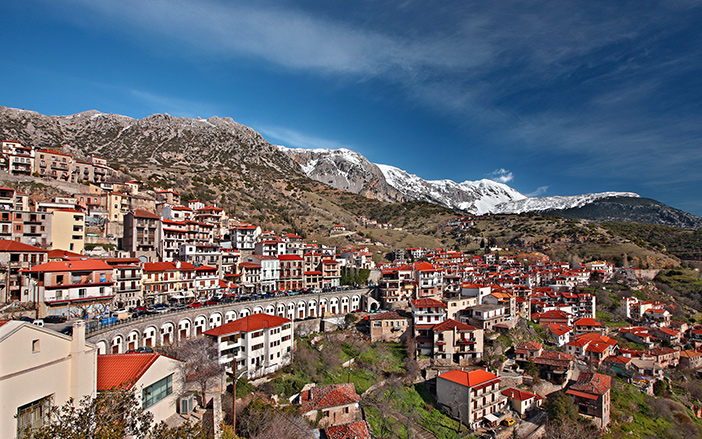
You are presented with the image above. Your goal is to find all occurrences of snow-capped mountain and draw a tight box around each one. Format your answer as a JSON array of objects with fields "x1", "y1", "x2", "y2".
[
  {"x1": 282, "y1": 147, "x2": 527, "y2": 214},
  {"x1": 376, "y1": 164, "x2": 526, "y2": 214},
  {"x1": 492, "y1": 192, "x2": 641, "y2": 214}
]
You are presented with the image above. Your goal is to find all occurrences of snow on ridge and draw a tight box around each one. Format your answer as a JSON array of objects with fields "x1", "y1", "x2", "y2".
[{"x1": 493, "y1": 191, "x2": 640, "y2": 214}]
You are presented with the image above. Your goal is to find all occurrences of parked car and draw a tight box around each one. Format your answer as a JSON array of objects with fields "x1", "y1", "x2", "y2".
[
  {"x1": 204, "y1": 300, "x2": 217, "y2": 306},
  {"x1": 43, "y1": 315, "x2": 67, "y2": 324},
  {"x1": 32, "y1": 319, "x2": 44, "y2": 327},
  {"x1": 187, "y1": 301, "x2": 202, "y2": 308}
]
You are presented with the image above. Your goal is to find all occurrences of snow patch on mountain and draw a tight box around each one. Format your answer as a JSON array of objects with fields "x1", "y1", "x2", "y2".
[{"x1": 493, "y1": 192, "x2": 641, "y2": 214}]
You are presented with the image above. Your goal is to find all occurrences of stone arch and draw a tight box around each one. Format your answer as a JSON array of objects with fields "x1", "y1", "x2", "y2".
[
  {"x1": 307, "y1": 299, "x2": 317, "y2": 318},
  {"x1": 351, "y1": 295, "x2": 361, "y2": 312},
  {"x1": 276, "y1": 303, "x2": 286, "y2": 318},
  {"x1": 194, "y1": 315, "x2": 207, "y2": 336},
  {"x1": 96, "y1": 340, "x2": 108, "y2": 355},
  {"x1": 143, "y1": 326, "x2": 158, "y2": 347},
  {"x1": 225, "y1": 310, "x2": 237, "y2": 323},
  {"x1": 341, "y1": 296, "x2": 350, "y2": 314},
  {"x1": 329, "y1": 297, "x2": 339, "y2": 315},
  {"x1": 178, "y1": 318, "x2": 192, "y2": 340},
  {"x1": 264, "y1": 304, "x2": 275, "y2": 315},
  {"x1": 319, "y1": 298, "x2": 328, "y2": 316},
  {"x1": 209, "y1": 312, "x2": 223, "y2": 329},
  {"x1": 297, "y1": 301, "x2": 307, "y2": 319},
  {"x1": 239, "y1": 308, "x2": 251, "y2": 318},
  {"x1": 161, "y1": 322, "x2": 176, "y2": 345},
  {"x1": 111, "y1": 334, "x2": 124, "y2": 354},
  {"x1": 253, "y1": 305, "x2": 264, "y2": 315},
  {"x1": 126, "y1": 330, "x2": 140, "y2": 351},
  {"x1": 287, "y1": 302, "x2": 295, "y2": 320}
]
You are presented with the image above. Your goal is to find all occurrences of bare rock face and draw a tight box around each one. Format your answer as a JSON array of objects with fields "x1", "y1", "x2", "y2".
[
  {"x1": 281, "y1": 147, "x2": 405, "y2": 203},
  {"x1": 0, "y1": 106, "x2": 302, "y2": 178}
]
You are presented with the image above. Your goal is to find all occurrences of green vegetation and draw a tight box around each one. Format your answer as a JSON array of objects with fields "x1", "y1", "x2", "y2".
[{"x1": 605, "y1": 222, "x2": 702, "y2": 260}]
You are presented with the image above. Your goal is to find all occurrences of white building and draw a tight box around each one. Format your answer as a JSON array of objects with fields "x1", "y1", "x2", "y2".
[
  {"x1": 204, "y1": 313, "x2": 293, "y2": 378},
  {"x1": 0, "y1": 320, "x2": 96, "y2": 439}
]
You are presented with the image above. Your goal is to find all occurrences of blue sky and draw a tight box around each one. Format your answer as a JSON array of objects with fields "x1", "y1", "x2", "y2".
[{"x1": 2, "y1": 1, "x2": 702, "y2": 215}]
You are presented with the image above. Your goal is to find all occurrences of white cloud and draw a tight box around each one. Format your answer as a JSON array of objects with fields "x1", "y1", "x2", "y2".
[
  {"x1": 258, "y1": 125, "x2": 353, "y2": 151},
  {"x1": 487, "y1": 168, "x2": 514, "y2": 183},
  {"x1": 526, "y1": 186, "x2": 549, "y2": 197}
]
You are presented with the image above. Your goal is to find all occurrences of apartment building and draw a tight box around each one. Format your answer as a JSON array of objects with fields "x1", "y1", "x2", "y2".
[
  {"x1": 437, "y1": 369, "x2": 507, "y2": 430},
  {"x1": 50, "y1": 209, "x2": 85, "y2": 254},
  {"x1": 0, "y1": 240, "x2": 47, "y2": 302},
  {"x1": 123, "y1": 210, "x2": 159, "y2": 261},
  {"x1": 204, "y1": 313, "x2": 293, "y2": 378}
]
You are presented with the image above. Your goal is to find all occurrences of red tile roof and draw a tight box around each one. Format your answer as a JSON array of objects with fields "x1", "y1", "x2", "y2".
[
  {"x1": 501, "y1": 387, "x2": 542, "y2": 402},
  {"x1": 300, "y1": 383, "x2": 360, "y2": 412},
  {"x1": 143, "y1": 261, "x2": 196, "y2": 272},
  {"x1": 433, "y1": 319, "x2": 477, "y2": 332},
  {"x1": 568, "y1": 372, "x2": 611, "y2": 396},
  {"x1": 0, "y1": 240, "x2": 47, "y2": 253},
  {"x1": 97, "y1": 353, "x2": 161, "y2": 390},
  {"x1": 203, "y1": 313, "x2": 290, "y2": 336},
  {"x1": 548, "y1": 324, "x2": 572, "y2": 336},
  {"x1": 411, "y1": 298, "x2": 446, "y2": 308},
  {"x1": 438, "y1": 369, "x2": 498, "y2": 388},
  {"x1": 28, "y1": 259, "x2": 112, "y2": 273},
  {"x1": 132, "y1": 209, "x2": 159, "y2": 219},
  {"x1": 322, "y1": 420, "x2": 371, "y2": 439}
]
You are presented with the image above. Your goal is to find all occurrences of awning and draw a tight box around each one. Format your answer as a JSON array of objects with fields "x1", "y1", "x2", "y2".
[{"x1": 484, "y1": 413, "x2": 499, "y2": 423}]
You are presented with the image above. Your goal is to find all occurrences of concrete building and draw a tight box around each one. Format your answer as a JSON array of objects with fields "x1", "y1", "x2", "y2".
[
  {"x1": 204, "y1": 313, "x2": 293, "y2": 378},
  {"x1": 0, "y1": 320, "x2": 96, "y2": 439},
  {"x1": 566, "y1": 372, "x2": 611, "y2": 428},
  {"x1": 50, "y1": 209, "x2": 85, "y2": 254},
  {"x1": 298, "y1": 383, "x2": 361, "y2": 427},
  {"x1": 436, "y1": 369, "x2": 507, "y2": 430}
]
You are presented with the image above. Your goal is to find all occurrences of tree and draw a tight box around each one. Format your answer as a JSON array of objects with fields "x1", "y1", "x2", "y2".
[
  {"x1": 157, "y1": 336, "x2": 222, "y2": 398},
  {"x1": 237, "y1": 398, "x2": 313, "y2": 439},
  {"x1": 543, "y1": 391, "x2": 579, "y2": 424},
  {"x1": 28, "y1": 388, "x2": 207, "y2": 439}
]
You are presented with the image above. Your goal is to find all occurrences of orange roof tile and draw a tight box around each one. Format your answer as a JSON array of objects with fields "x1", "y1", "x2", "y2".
[
  {"x1": 323, "y1": 420, "x2": 371, "y2": 439},
  {"x1": 97, "y1": 353, "x2": 162, "y2": 390},
  {"x1": 28, "y1": 259, "x2": 112, "y2": 272},
  {"x1": 300, "y1": 383, "x2": 360, "y2": 412},
  {"x1": 0, "y1": 240, "x2": 47, "y2": 253},
  {"x1": 203, "y1": 313, "x2": 290, "y2": 336},
  {"x1": 438, "y1": 369, "x2": 498, "y2": 388}
]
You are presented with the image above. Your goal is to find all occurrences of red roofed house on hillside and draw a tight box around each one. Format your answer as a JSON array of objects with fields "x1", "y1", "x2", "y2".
[
  {"x1": 320, "y1": 420, "x2": 372, "y2": 439},
  {"x1": 204, "y1": 313, "x2": 293, "y2": 378},
  {"x1": 124, "y1": 209, "x2": 160, "y2": 261},
  {"x1": 437, "y1": 368, "x2": 507, "y2": 430},
  {"x1": 432, "y1": 319, "x2": 484, "y2": 365},
  {"x1": 142, "y1": 261, "x2": 196, "y2": 306},
  {"x1": 566, "y1": 372, "x2": 611, "y2": 428},
  {"x1": 501, "y1": 387, "x2": 543, "y2": 418},
  {"x1": 24, "y1": 259, "x2": 114, "y2": 319},
  {"x1": 97, "y1": 352, "x2": 184, "y2": 424},
  {"x1": 297, "y1": 383, "x2": 361, "y2": 427},
  {"x1": 0, "y1": 240, "x2": 47, "y2": 302}
]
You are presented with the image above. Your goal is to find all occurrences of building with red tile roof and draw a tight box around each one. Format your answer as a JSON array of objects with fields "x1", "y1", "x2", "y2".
[
  {"x1": 204, "y1": 313, "x2": 293, "y2": 378},
  {"x1": 320, "y1": 420, "x2": 372, "y2": 439},
  {"x1": 501, "y1": 387, "x2": 543, "y2": 417},
  {"x1": 566, "y1": 372, "x2": 611, "y2": 428},
  {"x1": 97, "y1": 353, "x2": 184, "y2": 424},
  {"x1": 437, "y1": 368, "x2": 507, "y2": 430},
  {"x1": 299, "y1": 383, "x2": 361, "y2": 427}
]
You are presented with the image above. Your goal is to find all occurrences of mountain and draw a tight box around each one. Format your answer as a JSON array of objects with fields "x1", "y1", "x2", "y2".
[
  {"x1": 282, "y1": 147, "x2": 527, "y2": 214},
  {"x1": 492, "y1": 192, "x2": 641, "y2": 214}
]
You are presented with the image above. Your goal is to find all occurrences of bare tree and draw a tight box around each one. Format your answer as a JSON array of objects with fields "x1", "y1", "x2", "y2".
[{"x1": 157, "y1": 336, "x2": 222, "y2": 398}]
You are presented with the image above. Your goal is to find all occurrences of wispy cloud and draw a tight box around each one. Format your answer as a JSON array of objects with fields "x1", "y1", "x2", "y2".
[
  {"x1": 487, "y1": 168, "x2": 514, "y2": 184},
  {"x1": 526, "y1": 186, "x2": 549, "y2": 197},
  {"x1": 257, "y1": 125, "x2": 354, "y2": 151}
]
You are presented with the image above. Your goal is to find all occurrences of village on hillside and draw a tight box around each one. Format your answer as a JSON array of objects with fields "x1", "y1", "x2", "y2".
[{"x1": 2, "y1": 138, "x2": 701, "y2": 439}]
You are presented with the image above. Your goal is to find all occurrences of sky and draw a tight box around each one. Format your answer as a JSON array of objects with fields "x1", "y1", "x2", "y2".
[{"x1": 1, "y1": 1, "x2": 702, "y2": 215}]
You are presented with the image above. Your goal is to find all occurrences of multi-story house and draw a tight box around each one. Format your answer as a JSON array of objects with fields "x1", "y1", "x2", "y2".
[
  {"x1": 0, "y1": 240, "x2": 47, "y2": 302},
  {"x1": 565, "y1": 372, "x2": 611, "y2": 428},
  {"x1": 193, "y1": 265, "x2": 219, "y2": 298},
  {"x1": 204, "y1": 313, "x2": 293, "y2": 378},
  {"x1": 463, "y1": 304, "x2": 506, "y2": 331},
  {"x1": 238, "y1": 262, "x2": 262, "y2": 293},
  {"x1": 379, "y1": 264, "x2": 414, "y2": 303},
  {"x1": 433, "y1": 319, "x2": 484, "y2": 365},
  {"x1": 436, "y1": 369, "x2": 507, "y2": 430},
  {"x1": 411, "y1": 298, "x2": 447, "y2": 355},
  {"x1": 321, "y1": 258, "x2": 341, "y2": 288},
  {"x1": 231, "y1": 224, "x2": 261, "y2": 252},
  {"x1": 0, "y1": 321, "x2": 96, "y2": 439},
  {"x1": 369, "y1": 312, "x2": 412, "y2": 342},
  {"x1": 154, "y1": 189, "x2": 181, "y2": 206},
  {"x1": 2, "y1": 140, "x2": 35, "y2": 176},
  {"x1": 0, "y1": 210, "x2": 52, "y2": 249},
  {"x1": 278, "y1": 254, "x2": 303, "y2": 291},
  {"x1": 123, "y1": 210, "x2": 159, "y2": 261},
  {"x1": 159, "y1": 218, "x2": 187, "y2": 262},
  {"x1": 247, "y1": 255, "x2": 279, "y2": 293},
  {"x1": 514, "y1": 341, "x2": 543, "y2": 363},
  {"x1": 254, "y1": 239, "x2": 286, "y2": 257},
  {"x1": 50, "y1": 209, "x2": 85, "y2": 253},
  {"x1": 24, "y1": 259, "x2": 114, "y2": 318},
  {"x1": 533, "y1": 351, "x2": 575, "y2": 384},
  {"x1": 414, "y1": 261, "x2": 443, "y2": 299},
  {"x1": 100, "y1": 257, "x2": 143, "y2": 309},
  {"x1": 178, "y1": 244, "x2": 222, "y2": 269},
  {"x1": 35, "y1": 149, "x2": 74, "y2": 180},
  {"x1": 142, "y1": 261, "x2": 196, "y2": 305}
]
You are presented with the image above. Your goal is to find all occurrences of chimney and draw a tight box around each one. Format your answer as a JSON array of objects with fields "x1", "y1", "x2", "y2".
[{"x1": 70, "y1": 320, "x2": 89, "y2": 399}]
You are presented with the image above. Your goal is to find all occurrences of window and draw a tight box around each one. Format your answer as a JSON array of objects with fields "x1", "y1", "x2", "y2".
[
  {"x1": 142, "y1": 374, "x2": 173, "y2": 409},
  {"x1": 32, "y1": 339, "x2": 40, "y2": 353},
  {"x1": 17, "y1": 395, "x2": 52, "y2": 439}
]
